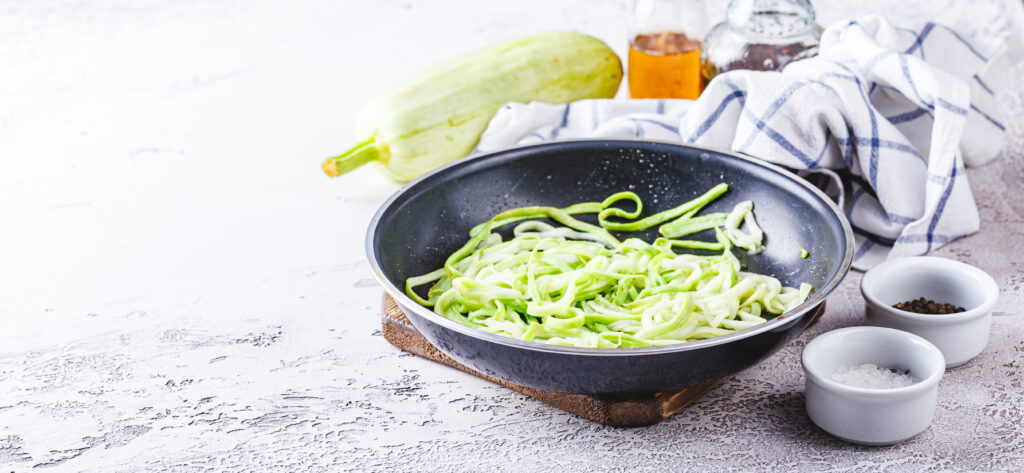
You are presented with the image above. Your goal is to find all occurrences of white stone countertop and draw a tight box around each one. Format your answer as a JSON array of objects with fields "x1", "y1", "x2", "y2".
[{"x1": 2, "y1": 1, "x2": 1023, "y2": 471}]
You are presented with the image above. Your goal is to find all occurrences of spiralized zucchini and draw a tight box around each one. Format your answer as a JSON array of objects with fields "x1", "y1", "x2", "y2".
[{"x1": 406, "y1": 183, "x2": 812, "y2": 348}]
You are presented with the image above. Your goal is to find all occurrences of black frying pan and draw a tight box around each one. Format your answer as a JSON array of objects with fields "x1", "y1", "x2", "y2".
[{"x1": 367, "y1": 140, "x2": 853, "y2": 394}]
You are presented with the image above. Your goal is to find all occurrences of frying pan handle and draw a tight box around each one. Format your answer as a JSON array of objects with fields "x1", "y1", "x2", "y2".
[{"x1": 801, "y1": 302, "x2": 827, "y2": 330}]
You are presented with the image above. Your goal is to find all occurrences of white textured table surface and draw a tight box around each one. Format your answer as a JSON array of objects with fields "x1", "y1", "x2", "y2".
[{"x1": 2, "y1": 1, "x2": 1023, "y2": 471}]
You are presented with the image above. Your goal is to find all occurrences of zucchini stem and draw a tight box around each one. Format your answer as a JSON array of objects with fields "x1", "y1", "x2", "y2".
[{"x1": 322, "y1": 136, "x2": 381, "y2": 177}]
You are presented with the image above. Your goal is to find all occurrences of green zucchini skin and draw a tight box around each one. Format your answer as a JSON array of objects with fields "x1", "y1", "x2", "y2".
[{"x1": 323, "y1": 31, "x2": 623, "y2": 181}]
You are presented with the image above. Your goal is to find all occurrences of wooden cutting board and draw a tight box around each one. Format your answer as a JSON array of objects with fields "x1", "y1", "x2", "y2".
[{"x1": 381, "y1": 294, "x2": 824, "y2": 427}]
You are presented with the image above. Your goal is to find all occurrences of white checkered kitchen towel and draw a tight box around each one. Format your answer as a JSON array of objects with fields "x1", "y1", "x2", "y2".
[{"x1": 477, "y1": 16, "x2": 1011, "y2": 270}]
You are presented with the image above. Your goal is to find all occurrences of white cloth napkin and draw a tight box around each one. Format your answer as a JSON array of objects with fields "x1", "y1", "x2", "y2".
[{"x1": 477, "y1": 16, "x2": 1010, "y2": 270}]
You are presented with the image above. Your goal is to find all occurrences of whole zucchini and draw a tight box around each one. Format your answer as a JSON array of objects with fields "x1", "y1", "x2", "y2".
[{"x1": 322, "y1": 31, "x2": 623, "y2": 181}]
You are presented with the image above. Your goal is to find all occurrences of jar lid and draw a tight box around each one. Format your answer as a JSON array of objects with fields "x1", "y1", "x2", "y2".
[{"x1": 726, "y1": 0, "x2": 817, "y2": 39}]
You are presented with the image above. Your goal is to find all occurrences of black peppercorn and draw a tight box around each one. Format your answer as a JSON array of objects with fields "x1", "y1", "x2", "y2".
[{"x1": 893, "y1": 298, "x2": 966, "y2": 315}]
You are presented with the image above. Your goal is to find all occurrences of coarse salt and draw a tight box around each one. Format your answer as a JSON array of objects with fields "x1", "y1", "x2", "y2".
[{"x1": 828, "y1": 363, "x2": 918, "y2": 389}]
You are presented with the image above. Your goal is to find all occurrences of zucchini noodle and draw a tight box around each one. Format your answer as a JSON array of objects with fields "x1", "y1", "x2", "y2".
[{"x1": 406, "y1": 183, "x2": 812, "y2": 348}]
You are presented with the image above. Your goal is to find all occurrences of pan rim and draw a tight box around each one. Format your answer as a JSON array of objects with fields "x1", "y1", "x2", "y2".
[{"x1": 365, "y1": 139, "x2": 854, "y2": 357}]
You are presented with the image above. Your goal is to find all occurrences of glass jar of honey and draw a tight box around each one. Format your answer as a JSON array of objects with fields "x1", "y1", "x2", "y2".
[
  {"x1": 701, "y1": 0, "x2": 822, "y2": 82},
  {"x1": 627, "y1": 0, "x2": 710, "y2": 99}
]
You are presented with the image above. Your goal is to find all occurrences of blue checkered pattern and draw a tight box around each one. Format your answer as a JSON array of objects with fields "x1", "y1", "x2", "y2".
[{"x1": 477, "y1": 16, "x2": 1008, "y2": 269}]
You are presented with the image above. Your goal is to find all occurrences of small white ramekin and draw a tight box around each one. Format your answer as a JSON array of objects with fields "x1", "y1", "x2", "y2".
[
  {"x1": 861, "y1": 256, "x2": 998, "y2": 367},
  {"x1": 802, "y1": 326, "x2": 945, "y2": 446}
]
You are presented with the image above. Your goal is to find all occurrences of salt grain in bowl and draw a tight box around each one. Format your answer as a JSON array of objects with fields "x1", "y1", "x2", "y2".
[{"x1": 829, "y1": 363, "x2": 918, "y2": 389}]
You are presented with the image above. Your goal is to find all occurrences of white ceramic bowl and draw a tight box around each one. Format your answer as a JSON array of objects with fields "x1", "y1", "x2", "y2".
[
  {"x1": 802, "y1": 326, "x2": 945, "y2": 446},
  {"x1": 861, "y1": 256, "x2": 998, "y2": 367}
]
